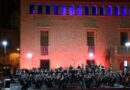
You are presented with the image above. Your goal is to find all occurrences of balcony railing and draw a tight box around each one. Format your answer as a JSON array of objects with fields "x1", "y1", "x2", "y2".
[
  {"x1": 41, "y1": 46, "x2": 48, "y2": 55},
  {"x1": 88, "y1": 46, "x2": 95, "y2": 53},
  {"x1": 114, "y1": 46, "x2": 130, "y2": 54}
]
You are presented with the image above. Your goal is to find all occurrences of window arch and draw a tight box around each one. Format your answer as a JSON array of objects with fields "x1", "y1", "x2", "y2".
[
  {"x1": 76, "y1": 5, "x2": 82, "y2": 15},
  {"x1": 29, "y1": 4, "x2": 35, "y2": 14},
  {"x1": 114, "y1": 5, "x2": 120, "y2": 16},
  {"x1": 85, "y1": 5, "x2": 89, "y2": 15},
  {"x1": 46, "y1": 3, "x2": 51, "y2": 14},
  {"x1": 122, "y1": 6, "x2": 127, "y2": 16},
  {"x1": 69, "y1": 4, "x2": 75, "y2": 15},
  {"x1": 107, "y1": 5, "x2": 112, "y2": 16},
  {"x1": 99, "y1": 5, "x2": 105, "y2": 15},
  {"x1": 54, "y1": 4, "x2": 58, "y2": 15},
  {"x1": 92, "y1": 5, "x2": 97, "y2": 15},
  {"x1": 61, "y1": 4, "x2": 66, "y2": 15},
  {"x1": 37, "y1": 3, "x2": 42, "y2": 14}
]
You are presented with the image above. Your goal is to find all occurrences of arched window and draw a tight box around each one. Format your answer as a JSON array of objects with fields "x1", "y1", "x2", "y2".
[
  {"x1": 54, "y1": 4, "x2": 58, "y2": 15},
  {"x1": 69, "y1": 4, "x2": 75, "y2": 15},
  {"x1": 99, "y1": 5, "x2": 105, "y2": 15},
  {"x1": 85, "y1": 5, "x2": 89, "y2": 15},
  {"x1": 37, "y1": 3, "x2": 42, "y2": 14},
  {"x1": 77, "y1": 5, "x2": 82, "y2": 15},
  {"x1": 122, "y1": 6, "x2": 127, "y2": 16},
  {"x1": 107, "y1": 5, "x2": 112, "y2": 16},
  {"x1": 114, "y1": 5, "x2": 120, "y2": 16},
  {"x1": 61, "y1": 4, "x2": 66, "y2": 15},
  {"x1": 29, "y1": 4, "x2": 35, "y2": 14},
  {"x1": 46, "y1": 4, "x2": 51, "y2": 14},
  {"x1": 92, "y1": 5, "x2": 97, "y2": 15}
]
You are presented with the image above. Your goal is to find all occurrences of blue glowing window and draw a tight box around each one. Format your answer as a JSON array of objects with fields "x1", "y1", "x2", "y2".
[
  {"x1": 38, "y1": 3, "x2": 42, "y2": 14},
  {"x1": 85, "y1": 5, "x2": 89, "y2": 15},
  {"x1": 69, "y1": 4, "x2": 75, "y2": 15},
  {"x1": 114, "y1": 5, "x2": 120, "y2": 16},
  {"x1": 122, "y1": 6, "x2": 127, "y2": 16},
  {"x1": 54, "y1": 4, "x2": 58, "y2": 15},
  {"x1": 107, "y1": 5, "x2": 112, "y2": 16},
  {"x1": 29, "y1": 4, "x2": 35, "y2": 14},
  {"x1": 61, "y1": 4, "x2": 66, "y2": 15},
  {"x1": 46, "y1": 4, "x2": 51, "y2": 14},
  {"x1": 77, "y1": 5, "x2": 82, "y2": 16},
  {"x1": 92, "y1": 5, "x2": 97, "y2": 15},
  {"x1": 100, "y1": 6, "x2": 105, "y2": 15}
]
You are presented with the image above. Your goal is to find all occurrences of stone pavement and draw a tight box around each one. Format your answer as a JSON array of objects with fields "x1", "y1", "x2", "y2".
[{"x1": 1, "y1": 83, "x2": 130, "y2": 90}]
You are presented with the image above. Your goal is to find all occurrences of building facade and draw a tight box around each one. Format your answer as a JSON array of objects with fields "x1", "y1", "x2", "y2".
[{"x1": 21, "y1": 0, "x2": 130, "y2": 70}]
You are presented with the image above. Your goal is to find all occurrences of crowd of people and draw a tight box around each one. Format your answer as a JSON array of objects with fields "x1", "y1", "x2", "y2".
[{"x1": 14, "y1": 63, "x2": 130, "y2": 90}]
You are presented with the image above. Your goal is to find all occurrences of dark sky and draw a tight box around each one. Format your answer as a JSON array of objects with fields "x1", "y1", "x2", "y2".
[{"x1": 0, "y1": 0, "x2": 19, "y2": 28}]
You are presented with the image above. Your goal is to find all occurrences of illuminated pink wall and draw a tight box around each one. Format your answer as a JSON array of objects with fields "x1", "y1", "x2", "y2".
[
  {"x1": 20, "y1": 15, "x2": 88, "y2": 69},
  {"x1": 20, "y1": 16, "x2": 117, "y2": 69},
  {"x1": 20, "y1": 0, "x2": 130, "y2": 70}
]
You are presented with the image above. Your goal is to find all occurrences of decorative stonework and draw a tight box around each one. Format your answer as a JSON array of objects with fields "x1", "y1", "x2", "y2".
[
  {"x1": 83, "y1": 18, "x2": 97, "y2": 27},
  {"x1": 120, "y1": 19, "x2": 130, "y2": 28},
  {"x1": 34, "y1": 17, "x2": 51, "y2": 26}
]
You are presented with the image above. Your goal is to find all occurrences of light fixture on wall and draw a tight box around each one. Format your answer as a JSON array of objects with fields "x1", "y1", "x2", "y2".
[
  {"x1": 27, "y1": 52, "x2": 33, "y2": 69},
  {"x1": 125, "y1": 42, "x2": 130, "y2": 72},
  {"x1": 89, "y1": 52, "x2": 94, "y2": 59}
]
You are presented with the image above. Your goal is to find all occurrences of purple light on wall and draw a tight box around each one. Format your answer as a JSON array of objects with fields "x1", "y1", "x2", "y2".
[
  {"x1": 77, "y1": 5, "x2": 82, "y2": 16},
  {"x1": 92, "y1": 5, "x2": 97, "y2": 16},
  {"x1": 46, "y1": 3, "x2": 51, "y2": 14},
  {"x1": 37, "y1": 3, "x2": 42, "y2": 14},
  {"x1": 85, "y1": 5, "x2": 89, "y2": 15},
  {"x1": 69, "y1": 4, "x2": 75, "y2": 15},
  {"x1": 122, "y1": 6, "x2": 127, "y2": 16},
  {"x1": 107, "y1": 5, "x2": 112, "y2": 16},
  {"x1": 100, "y1": 5, "x2": 105, "y2": 15},
  {"x1": 61, "y1": 4, "x2": 66, "y2": 15},
  {"x1": 29, "y1": 4, "x2": 35, "y2": 14},
  {"x1": 114, "y1": 5, "x2": 120, "y2": 16},
  {"x1": 54, "y1": 4, "x2": 58, "y2": 15}
]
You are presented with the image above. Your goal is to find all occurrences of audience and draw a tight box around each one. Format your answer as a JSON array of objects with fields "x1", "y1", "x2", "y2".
[{"x1": 15, "y1": 63, "x2": 130, "y2": 89}]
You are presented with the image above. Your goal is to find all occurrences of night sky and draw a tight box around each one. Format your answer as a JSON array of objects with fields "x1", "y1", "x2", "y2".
[{"x1": 0, "y1": 0, "x2": 19, "y2": 28}]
